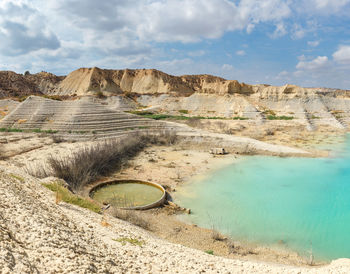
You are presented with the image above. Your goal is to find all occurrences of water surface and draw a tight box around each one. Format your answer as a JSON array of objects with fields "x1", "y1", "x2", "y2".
[
  {"x1": 92, "y1": 182, "x2": 163, "y2": 207},
  {"x1": 176, "y1": 135, "x2": 350, "y2": 261}
]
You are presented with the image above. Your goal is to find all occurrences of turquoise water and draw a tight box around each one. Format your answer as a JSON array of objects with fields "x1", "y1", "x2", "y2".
[{"x1": 175, "y1": 135, "x2": 350, "y2": 261}]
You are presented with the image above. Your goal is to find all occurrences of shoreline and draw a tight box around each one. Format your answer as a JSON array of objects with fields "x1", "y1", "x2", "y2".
[
  {"x1": 112, "y1": 131, "x2": 349, "y2": 266},
  {"x1": 1, "y1": 129, "x2": 347, "y2": 267},
  {"x1": 110, "y1": 147, "x2": 320, "y2": 266}
]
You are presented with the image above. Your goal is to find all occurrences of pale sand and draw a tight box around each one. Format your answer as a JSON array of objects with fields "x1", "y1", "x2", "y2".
[
  {"x1": 2, "y1": 167, "x2": 350, "y2": 273},
  {"x1": 1, "y1": 132, "x2": 350, "y2": 272}
]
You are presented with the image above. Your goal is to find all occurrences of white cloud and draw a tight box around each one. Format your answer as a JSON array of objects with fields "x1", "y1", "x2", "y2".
[
  {"x1": 270, "y1": 22, "x2": 287, "y2": 38},
  {"x1": 291, "y1": 24, "x2": 306, "y2": 39},
  {"x1": 0, "y1": 1, "x2": 60, "y2": 55},
  {"x1": 333, "y1": 45, "x2": 350, "y2": 64},
  {"x1": 311, "y1": 0, "x2": 350, "y2": 11},
  {"x1": 296, "y1": 56, "x2": 329, "y2": 70},
  {"x1": 236, "y1": 50, "x2": 246, "y2": 56},
  {"x1": 276, "y1": 70, "x2": 289, "y2": 79},
  {"x1": 222, "y1": 64, "x2": 234, "y2": 71},
  {"x1": 307, "y1": 40, "x2": 320, "y2": 47}
]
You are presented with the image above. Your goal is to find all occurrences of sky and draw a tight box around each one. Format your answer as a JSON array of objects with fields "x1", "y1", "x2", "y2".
[{"x1": 0, "y1": 0, "x2": 350, "y2": 89}]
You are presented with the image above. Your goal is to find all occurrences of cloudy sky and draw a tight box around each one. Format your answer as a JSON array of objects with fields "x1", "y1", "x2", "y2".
[{"x1": 0, "y1": 0, "x2": 350, "y2": 88}]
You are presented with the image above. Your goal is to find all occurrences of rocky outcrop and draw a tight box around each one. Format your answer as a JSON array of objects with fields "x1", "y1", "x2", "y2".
[
  {"x1": 0, "y1": 71, "x2": 39, "y2": 98},
  {"x1": 0, "y1": 71, "x2": 64, "y2": 98}
]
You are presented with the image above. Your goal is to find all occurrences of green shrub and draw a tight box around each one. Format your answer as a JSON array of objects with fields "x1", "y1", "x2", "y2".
[
  {"x1": 205, "y1": 250, "x2": 214, "y2": 255},
  {"x1": 0, "y1": 128, "x2": 23, "y2": 132},
  {"x1": 96, "y1": 91, "x2": 105, "y2": 99},
  {"x1": 42, "y1": 182, "x2": 101, "y2": 213},
  {"x1": 179, "y1": 109, "x2": 189, "y2": 114},
  {"x1": 267, "y1": 115, "x2": 293, "y2": 120},
  {"x1": 32, "y1": 129, "x2": 58, "y2": 134},
  {"x1": 113, "y1": 237, "x2": 145, "y2": 246}
]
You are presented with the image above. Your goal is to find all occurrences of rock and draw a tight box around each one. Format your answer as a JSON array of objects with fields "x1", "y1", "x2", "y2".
[{"x1": 210, "y1": 148, "x2": 227, "y2": 155}]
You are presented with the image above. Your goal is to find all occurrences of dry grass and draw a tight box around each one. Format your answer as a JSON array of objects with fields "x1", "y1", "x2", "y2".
[
  {"x1": 49, "y1": 135, "x2": 147, "y2": 190},
  {"x1": 25, "y1": 131, "x2": 178, "y2": 191},
  {"x1": 112, "y1": 208, "x2": 150, "y2": 230}
]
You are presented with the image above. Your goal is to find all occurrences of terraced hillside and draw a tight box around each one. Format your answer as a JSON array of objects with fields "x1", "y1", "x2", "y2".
[
  {"x1": 1, "y1": 67, "x2": 350, "y2": 131},
  {"x1": 0, "y1": 96, "x2": 177, "y2": 141}
]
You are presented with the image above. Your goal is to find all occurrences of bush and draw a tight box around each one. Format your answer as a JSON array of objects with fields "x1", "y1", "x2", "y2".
[
  {"x1": 96, "y1": 91, "x2": 105, "y2": 99},
  {"x1": 0, "y1": 128, "x2": 23, "y2": 132},
  {"x1": 30, "y1": 131, "x2": 177, "y2": 191},
  {"x1": 179, "y1": 109, "x2": 189, "y2": 114},
  {"x1": 48, "y1": 136, "x2": 148, "y2": 190}
]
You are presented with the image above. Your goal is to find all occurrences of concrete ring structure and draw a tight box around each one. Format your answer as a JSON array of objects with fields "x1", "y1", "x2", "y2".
[{"x1": 89, "y1": 179, "x2": 166, "y2": 210}]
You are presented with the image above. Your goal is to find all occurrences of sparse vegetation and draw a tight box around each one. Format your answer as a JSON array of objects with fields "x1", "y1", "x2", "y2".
[
  {"x1": 32, "y1": 129, "x2": 58, "y2": 134},
  {"x1": 112, "y1": 208, "x2": 150, "y2": 230},
  {"x1": 42, "y1": 95, "x2": 63, "y2": 101},
  {"x1": 0, "y1": 127, "x2": 59, "y2": 134},
  {"x1": 113, "y1": 237, "x2": 145, "y2": 246},
  {"x1": 51, "y1": 135, "x2": 64, "y2": 143},
  {"x1": 179, "y1": 109, "x2": 189, "y2": 114},
  {"x1": 232, "y1": 117, "x2": 249, "y2": 120},
  {"x1": 17, "y1": 94, "x2": 63, "y2": 102},
  {"x1": 205, "y1": 250, "x2": 214, "y2": 255},
  {"x1": 96, "y1": 91, "x2": 105, "y2": 99},
  {"x1": 0, "y1": 128, "x2": 23, "y2": 132},
  {"x1": 266, "y1": 115, "x2": 293, "y2": 120},
  {"x1": 26, "y1": 131, "x2": 177, "y2": 191},
  {"x1": 311, "y1": 115, "x2": 320, "y2": 119},
  {"x1": 263, "y1": 109, "x2": 276, "y2": 116},
  {"x1": 42, "y1": 181, "x2": 101, "y2": 213},
  {"x1": 47, "y1": 136, "x2": 148, "y2": 190},
  {"x1": 130, "y1": 111, "x2": 248, "y2": 121},
  {"x1": 186, "y1": 117, "x2": 202, "y2": 128},
  {"x1": 211, "y1": 229, "x2": 226, "y2": 242},
  {"x1": 9, "y1": 174, "x2": 25, "y2": 182}
]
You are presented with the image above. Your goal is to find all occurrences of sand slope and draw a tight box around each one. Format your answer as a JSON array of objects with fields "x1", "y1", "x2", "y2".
[{"x1": 1, "y1": 168, "x2": 350, "y2": 273}]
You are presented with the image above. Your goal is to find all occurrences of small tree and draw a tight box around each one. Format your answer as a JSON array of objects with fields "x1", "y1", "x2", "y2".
[{"x1": 24, "y1": 71, "x2": 30, "y2": 76}]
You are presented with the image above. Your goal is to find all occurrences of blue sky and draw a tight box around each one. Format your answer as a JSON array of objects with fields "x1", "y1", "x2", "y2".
[{"x1": 1, "y1": 0, "x2": 350, "y2": 89}]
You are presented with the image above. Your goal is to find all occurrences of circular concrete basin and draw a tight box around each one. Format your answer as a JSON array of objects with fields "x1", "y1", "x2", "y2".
[{"x1": 89, "y1": 180, "x2": 166, "y2": 210}]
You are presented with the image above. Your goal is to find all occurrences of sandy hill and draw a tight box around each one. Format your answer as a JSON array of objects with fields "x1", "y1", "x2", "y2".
[
  {"x1": 52, "y1": 67, "x2": 320, "y2": 98},
  {"x1": 0, "y1": 71, "x2": 64, "y2": 99},
  {"x1": 1, "y1": 67, "x2": 349, "y2": 99},
  {"x1": 2, "y1": 67, "x2": 350, "y2": 131}
]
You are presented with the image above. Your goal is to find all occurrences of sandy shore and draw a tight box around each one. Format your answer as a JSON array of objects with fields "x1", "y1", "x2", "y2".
[
  {"x1": 106, "y1": 145, "x2": 318, "y2": 266},
  {"x1": 1, "y1": 130, "x2": 349, "y2": 272},
  {"x1": 2, "y1": 164, "x2": 350, "y2": 273}
]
